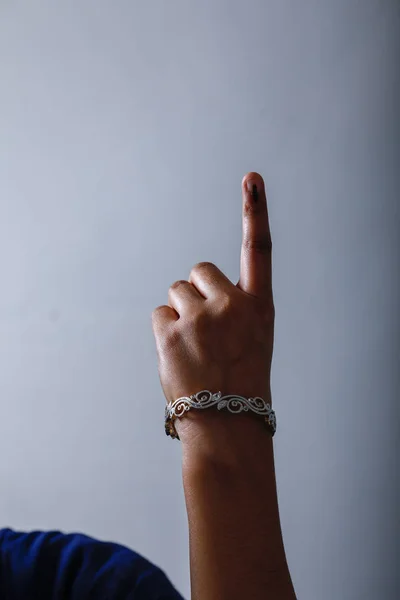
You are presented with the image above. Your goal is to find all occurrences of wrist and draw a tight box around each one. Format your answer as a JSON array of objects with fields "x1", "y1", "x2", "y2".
[
  {"x1": 178, "y1": 411, "x2": 289, "y2": 579},
  {"x1": 176, "y1": 406, "x2": 276, "y2": 479},
  {"x1": 176, "y1": 407, "x2": 293, "y2": 595}
]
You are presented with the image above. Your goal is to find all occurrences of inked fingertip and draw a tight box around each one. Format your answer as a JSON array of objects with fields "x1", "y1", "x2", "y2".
[{"x1": 242, "y1": 172, "x2": 265, "y2": 191}]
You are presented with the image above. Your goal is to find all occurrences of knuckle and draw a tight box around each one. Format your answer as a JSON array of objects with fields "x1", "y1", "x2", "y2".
[
  {"x1": 169, "y1": 279, "x2": 187, "y2": 291},
  {"x1": 152, "y1": 305, "x2": 167, "y2": 319},
  {"x1": 191, "y1": 261, "x2": 215, "y2": 273},
  {"x1": 243, "y1": 235, "x2": 272, "y2": 255}
]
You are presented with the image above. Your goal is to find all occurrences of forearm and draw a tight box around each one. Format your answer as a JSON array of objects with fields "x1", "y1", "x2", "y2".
[{"x1": 176, "y1": 409, "x2": 296, "y2": 600}]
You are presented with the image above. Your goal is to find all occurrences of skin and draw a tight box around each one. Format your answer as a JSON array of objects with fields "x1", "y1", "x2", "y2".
[{"x1": 151, "y1": 172, "x2": 296, "y2": 600}]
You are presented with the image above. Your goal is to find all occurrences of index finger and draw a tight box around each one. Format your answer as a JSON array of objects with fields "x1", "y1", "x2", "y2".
[{"x1": 236, "y1": 172, "x2": 273, "y2": 302}]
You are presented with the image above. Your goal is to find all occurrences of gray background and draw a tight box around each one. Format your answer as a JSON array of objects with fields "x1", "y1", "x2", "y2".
[{"x1": 1, "y1": 1, "x2": 399, "y2": 598}]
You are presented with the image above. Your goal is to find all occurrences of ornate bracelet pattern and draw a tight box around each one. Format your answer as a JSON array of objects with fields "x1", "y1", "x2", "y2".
[{"x1": 165, "y1": 390, "x2": 276, "y2": 440}]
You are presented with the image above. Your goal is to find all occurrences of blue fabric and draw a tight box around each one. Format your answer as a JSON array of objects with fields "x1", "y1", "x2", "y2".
[{"x1": 0, "y1": 529, "x2": 185, "y2": 600}]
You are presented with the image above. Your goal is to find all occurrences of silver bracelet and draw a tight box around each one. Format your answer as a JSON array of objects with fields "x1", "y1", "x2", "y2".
[{"x1": 165, "y1": 390, "x2": 276, "y2": 440}]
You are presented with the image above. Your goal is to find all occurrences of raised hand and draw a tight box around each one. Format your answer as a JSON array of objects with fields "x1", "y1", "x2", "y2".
[
  {"x1": 152, "y1": 172, "x2": 295, "y2": 599},
  {"x1": 151, "y1": 172, "x2": 275, "y2": 437}
]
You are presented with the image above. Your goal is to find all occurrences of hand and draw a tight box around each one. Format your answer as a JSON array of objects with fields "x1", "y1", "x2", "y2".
[{"x1": 151, "y1": 172, "x2": 274, "y2": 440}]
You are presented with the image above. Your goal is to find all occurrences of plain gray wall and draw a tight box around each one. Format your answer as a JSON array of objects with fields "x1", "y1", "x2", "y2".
[{"x1": 1, "y1": 1, "x2": 399, "y2": 598}]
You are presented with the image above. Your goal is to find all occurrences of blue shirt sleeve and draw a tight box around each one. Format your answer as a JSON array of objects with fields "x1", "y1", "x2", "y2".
[{"x1": 0, "y1": 528, "x2": 185, "y2": 600}]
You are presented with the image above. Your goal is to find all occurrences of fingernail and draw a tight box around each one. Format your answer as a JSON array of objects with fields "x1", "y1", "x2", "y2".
[{"x1": 246, "y1": 180, "x2": 258, "y2": 202}]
